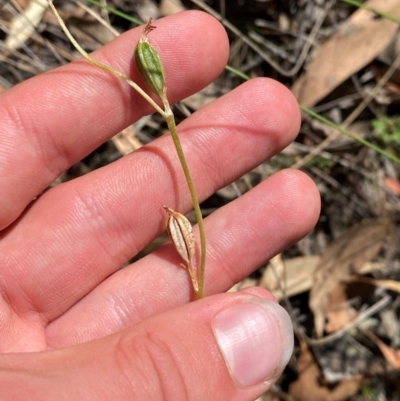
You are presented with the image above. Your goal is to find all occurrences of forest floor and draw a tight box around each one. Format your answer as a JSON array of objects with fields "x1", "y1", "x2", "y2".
[{"x1": 1, "y1": 0, "x2": 400, "y2": 400}]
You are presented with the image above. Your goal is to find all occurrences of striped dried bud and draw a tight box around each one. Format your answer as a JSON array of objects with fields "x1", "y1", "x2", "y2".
[
  {"x1": 163, "y1": 206, "x2": 195, "y2": 267},
  {"x1": 134, "y1": 18, "x2": 166, "y2": 100}
]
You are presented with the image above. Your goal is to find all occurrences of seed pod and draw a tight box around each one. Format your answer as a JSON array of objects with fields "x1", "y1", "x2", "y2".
[
  {"x1": 163, "y1": 206, "x2": 195, "y2": 266},
  {"x1": 134, "y1": 19, "x2": 166, "y2": 100}
]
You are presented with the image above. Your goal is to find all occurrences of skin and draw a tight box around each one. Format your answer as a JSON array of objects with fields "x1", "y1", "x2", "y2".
[{"x1": 0, "y1": 10, "x2": 321, "y2": 401}]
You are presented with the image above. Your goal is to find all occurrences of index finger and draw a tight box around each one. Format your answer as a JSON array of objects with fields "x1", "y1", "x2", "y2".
[{"x1": 0, "y1": 11, "x2": 229, "y2": 230}]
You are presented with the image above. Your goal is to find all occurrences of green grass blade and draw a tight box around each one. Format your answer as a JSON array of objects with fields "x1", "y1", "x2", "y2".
[
  {"x1": 81, "y1": 0, "x2": 399, "y2": 165},
  {"x1": 84, "y1": 0, "x2": 143, "y2": 25},
  {"x1": 301, "y1": 106, "x2": 400, "y2": 164},
  {"x1": 339, "y1": 0, "x2": 400, "y2": 25}
]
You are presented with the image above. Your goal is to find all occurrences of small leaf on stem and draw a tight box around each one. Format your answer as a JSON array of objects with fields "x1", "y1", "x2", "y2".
[{"x1": 163, "y1": 206, "x2": 195, "y2": 266}]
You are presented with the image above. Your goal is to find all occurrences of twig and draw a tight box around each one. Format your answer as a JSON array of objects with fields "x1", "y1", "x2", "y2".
[
  {"x1": 293, "y1": 50, "x2": 400, "y2": 168},
  {"x1": 189, "y1": 0, "x2": 334, "y2": 77}
]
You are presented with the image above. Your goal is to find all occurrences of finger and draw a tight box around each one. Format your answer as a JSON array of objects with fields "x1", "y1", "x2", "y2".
[
  {"x1": 0, "y1": 78, "x2": 302, "y2": 323},
  {"x1": 1, "y1": 290, "x2": 294, "y2": 401},
  {"x1": 46, "y1": 169, "x2": 320, "y2": 347},
  {"x1": 0, "y1": 11, "x2": 228, "y2": 230},
  {"x1": 0, "y1": 79, "x2": 299, "y2": 320}
]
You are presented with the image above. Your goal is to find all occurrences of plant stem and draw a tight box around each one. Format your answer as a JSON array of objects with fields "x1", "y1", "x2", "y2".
[
  {"x1": 300, "y1": 106, "x2": 400, "y2": 165},
  {"x1": 49, "y1": 0, "x2": 207, "y2": 298},
  {"x1": 163, "y1": 103, "x2": 206, "y2": 299},
  {"x1": 338, "y1": 0, "x2": 400, "y2": 25},
  {"x1": 47, "y1": 0, "x2": 165, "y2": 117}
]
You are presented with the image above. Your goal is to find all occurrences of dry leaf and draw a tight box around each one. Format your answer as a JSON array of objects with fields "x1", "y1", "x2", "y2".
[
  {"x1": 5, "y1": 0, "x2": 49, "y2": 50},
  {"x1": 292, "y1": 0, "x2": 400, "y2": 107},
  {"x1": 309, "y1": 218, "x2": 391, "y2": 337},
  {"x1": 289, "y1": 340, "x2": 362, "y2": 401},
  {"x1": 259, "y1": 257, "x2": 381, "y2": 301},
  {"x1": 384, "y1": 177, "x2": 400, "y2": 196},
  {"x1": 325, "y1": 283, "x2": 357, "y2": 334},
  {"x1": 160, "y1": 0, "x2": 185, "y2": 16},
  {"x1": 260, "y1": 255, "x2": 321, "y2": 300},
  {"x1": 163, "y1": 206, "x2": 199, "y2": 293},
  {"x1": 364, "y1": 329, "x2": 400, "y2": 369},
  {"x1": 163, "y1": 206, "x2": 195, "y2": 267}
]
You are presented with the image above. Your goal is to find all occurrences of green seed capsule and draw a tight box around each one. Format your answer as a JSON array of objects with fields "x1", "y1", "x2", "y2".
[{"x1": 134, "y1": 19, "x2": 166, "y2": 100}]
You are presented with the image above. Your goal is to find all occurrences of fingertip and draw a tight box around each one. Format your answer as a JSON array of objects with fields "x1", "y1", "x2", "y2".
[
  {"x1": 243, "y1": 78, "x2": 301, "y2": 142},
  {"x1": 212, "y1": 78, "x2": 300, "y2": 156},
  {"x1": 212, "y1": 294, "x2": 293, "y2": 388},
  {"x1": 239, "y1": 286, "x2": 278, "y2": 302},
  {"x1": 271, "y1": 168, "x2": 321, "y2": 236},
  {"x1": 162, "y1": 10, "x2": 230, "y2": 100},
  {"x1": 176, "y1": 10, "x2": 230, "y2": 66}
]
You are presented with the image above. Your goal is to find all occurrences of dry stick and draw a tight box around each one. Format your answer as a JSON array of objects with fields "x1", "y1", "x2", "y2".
[
  {"x1": 304, "y1": 295, "x2": 391, "y2": 346},
  {"x1": 293, "y1": 51, "x2": 400, "y2": 169},
  {"x1": 189, "y1": 0, "x2": 333, "y2": 77},
  {"x1": 72, "y1": 0, "x2": 119, "y2": 37},
  {"x1": 99, "y1": 0, "x2": 110, "y2": 24}
]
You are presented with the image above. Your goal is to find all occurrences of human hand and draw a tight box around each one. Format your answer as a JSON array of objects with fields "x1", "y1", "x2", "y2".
[{"x1": 0, "y1": 11, "x2": 320, "y2": 401}]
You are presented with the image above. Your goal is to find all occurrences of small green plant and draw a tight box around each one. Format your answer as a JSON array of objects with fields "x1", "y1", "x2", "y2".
[
  {"x1": 307, "y1": 155, "x2": 336, "y2": 169},
  {"x1": 47, "y1": 2, "x2": 206, "y2": 299},
  {"x1": 372, "y1": 114, "x2": 400, "y2": 145}
]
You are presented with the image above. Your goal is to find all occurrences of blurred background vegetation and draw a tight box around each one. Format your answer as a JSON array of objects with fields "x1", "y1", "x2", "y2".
[{"x1": 1, "y1": 0, "x2": 400, "y2": 399}]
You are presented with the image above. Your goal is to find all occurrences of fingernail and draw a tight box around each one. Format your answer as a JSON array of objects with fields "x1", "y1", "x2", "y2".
[{"x1": 213, "y1": 298, "x2": 293, "y2": 387}]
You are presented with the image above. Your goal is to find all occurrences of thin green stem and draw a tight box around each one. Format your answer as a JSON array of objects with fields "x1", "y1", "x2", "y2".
[
  {"x1": 225, "y1": 65, "x2": 250, "y2": 81},
  {"x1": 49, "y1": 0, "x2": 206, "y2": 298},
  {"x1": 164, "y1": 103, "x2": 206, "y2": 299},
  {"x1": 338, "y1": 0, "x2": 400, "y2": 25},
  {"x1": 225, "y1": 65, "x2": 400, "y2": 164},
  {"x1": 84, "y1": 0, "x2": 143, "y2": 25},
  {"x1": 300, "y1": 106, "x2": 400, "y2": 164}
]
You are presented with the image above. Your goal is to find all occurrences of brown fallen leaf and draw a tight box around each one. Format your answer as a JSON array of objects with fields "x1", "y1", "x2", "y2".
[
  {"x1": 325, "y1": 283, "x2": 357, "y2": 334},
  {"x1": 259, "y1": 256, "x2": 382, "y2": 302},
  {"x1": 260, "y1": 255, "x2": 321, "y2": 300},
  {"x1": 292, "y1": 0, "x2": 400, "y2": 107},
  {"x1": 364, "y1": 329, "x2": 400, "y2": 370},
  {"x1": 309, "y1": 218, "x2": 391, "y2": 337},
  {"x1": 384, "y1": 176, "x2": 400, "y2": 196},
  {"x1": 289, "y1": 340, "x2": 362, "y2": 401}
]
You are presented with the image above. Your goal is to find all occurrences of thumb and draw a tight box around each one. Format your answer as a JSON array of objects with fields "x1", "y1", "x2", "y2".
[{"x1": 0, "y1": 288, "x2": 293, "y2": 401}]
